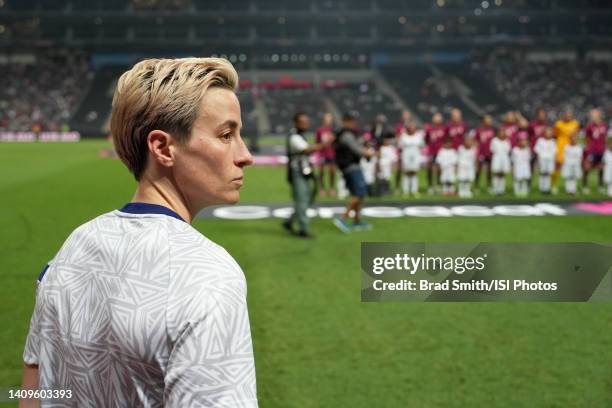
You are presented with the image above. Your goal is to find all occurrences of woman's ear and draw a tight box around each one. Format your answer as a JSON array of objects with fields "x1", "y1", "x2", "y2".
[{"x1": 147, "y1": 130, "x2": 175, "y2": 168}]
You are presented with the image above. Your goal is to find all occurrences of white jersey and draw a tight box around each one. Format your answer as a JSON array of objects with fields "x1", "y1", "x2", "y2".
[
  {"x1": 562, "y1": 144, "x2": 583, "y2": 179},
  {"x1": 377, "y1": 144, "x2": 397, "y2": 180},
  {"x1": 24, "y1": 203, "x2": 258, "y2": 408},
  {"x1": 360, "y1": 157, "x2": 376, "y2": 184},
  {"x1": 603, "y1": 150, "x2": 612, "y2": 183},
  {"x1": 512, "y1": 146, "x2": 532, "y2": 180},
  {"x1": 491, "y1": 137, "x2": 511, "y2": 173},
  {"x1": 399, "y1": 131, "x2": 424, "y2": 172},
  {"x1": 534, "y1": 138, "x2": 557, "y2": 160},
  {"x1": 535, "y1": 138, "x2": 557, "y2": 173},
  {"x1": 457, "y1": 145, "x2": 477, "y2": 181},
  {"x1": 563, "y1": 144, "x2": 583, "y2": 167},
  {"x1": 436, "y1": 147, "x2": 458, "y2": 183}
]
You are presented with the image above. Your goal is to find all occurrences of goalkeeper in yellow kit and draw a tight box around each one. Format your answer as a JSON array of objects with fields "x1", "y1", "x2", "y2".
[{"x1": 552, "y1": 109, "x2": 580, "y2": 193}]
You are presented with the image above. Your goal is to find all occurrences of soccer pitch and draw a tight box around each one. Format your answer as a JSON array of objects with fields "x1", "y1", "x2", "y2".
[{"x1": 1, "y1": 140, "x2": 611, "y2": 407}]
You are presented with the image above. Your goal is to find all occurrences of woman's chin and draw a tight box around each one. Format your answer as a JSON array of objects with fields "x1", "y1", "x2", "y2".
[{"x1": 223, "y1": 192, "x2": 241, "y2": 205}]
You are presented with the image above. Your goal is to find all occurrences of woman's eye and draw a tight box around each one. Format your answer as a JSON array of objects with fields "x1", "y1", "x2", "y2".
[{"x1": 221, "y1": 133, "x2": 232, "y2": 141}]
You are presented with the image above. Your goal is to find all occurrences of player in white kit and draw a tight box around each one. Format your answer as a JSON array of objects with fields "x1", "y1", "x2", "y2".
[
  {"x1": 534, "y1": 130, "x2": 557, "y2": 194},
  {"x1": 511, "y1": 136, "x2": 532, "y2": 197},
  {"x1": 436, "y1": 138, "x2": 458, "y2": 196},
  {"x1": 561, "y1": 133, "x2": 583, "y2": 195},
  {"x1": 490, "y1": 131, "x2": 512, "y2": 195},
  {"x1": 360, "y1": 152, "x2": 376, "y2": 197},
  {"x1": 457, "y1": 136, "x2": 477, "y2": 198},
  {"x1": 376, "y1": 132, "x2": 398, "y2": 195},
  {"x1": 603, "y1": 139, "x2": 612, "y2": 197},
  {"x1": 398, "y1": 123, "x2": 424, "y2": 196},
  {"x1": 21, "y1": 58, "x2": 259, "y2": 407}
]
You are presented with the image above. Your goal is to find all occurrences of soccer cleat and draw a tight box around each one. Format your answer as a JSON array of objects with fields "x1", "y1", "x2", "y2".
[
  {"x1": 333, "y1": 217, "x2": 352, "y2": 233},
  {"x1": 296, "y1": 230, "x2": 314, "y2": 239},
  {"x1": 281, "y1": 220, "x2": 294, "y2": 234},
  {"x1": 352, "y1": 220, "x2": 373, "y2": 231}
]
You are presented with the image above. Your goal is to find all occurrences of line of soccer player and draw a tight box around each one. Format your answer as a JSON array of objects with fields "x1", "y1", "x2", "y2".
[{"x1": 313, "y1": 108, "x2": 612, "y2": 198}]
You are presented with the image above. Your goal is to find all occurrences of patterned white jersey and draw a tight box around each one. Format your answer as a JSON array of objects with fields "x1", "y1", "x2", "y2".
[{"x1": 23, "y1": 203, "x2": 258, "y2": 408}]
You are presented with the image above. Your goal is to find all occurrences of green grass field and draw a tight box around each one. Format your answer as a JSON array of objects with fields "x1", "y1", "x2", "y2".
[{"x1": 1, "y1": 140, "x2": 611, "y2": 407}]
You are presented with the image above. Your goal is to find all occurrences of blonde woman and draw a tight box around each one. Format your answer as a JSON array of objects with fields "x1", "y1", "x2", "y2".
[{"x1": 20, "y1": 58, "x2": 258, "y2": 407}]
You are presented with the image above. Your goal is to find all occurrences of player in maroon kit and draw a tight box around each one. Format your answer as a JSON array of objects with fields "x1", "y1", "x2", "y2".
[
  {"x1": 582, "y1": 108, "x2": 609, "y2": 193},
  {"x1": 528, "y1": 108, "x2": 549, "y2": 177},
  {"x1": 446, "y1": 108, "x2": 468, "y2": 149},
  {"x1": 316, "y1": 112, "x2": 337, "y2": 197},
  {"x1": 424, "y1": 113, "x2": 447, "y2": 193},
  {"x1": 473, "y1": 115, "x2": 496, "y2": 191},
  {"x1": 394, "y1": 110, "x2": 412, "y2": 136},
  {"x1": 515, "y1": 112, "x2": 530, "y2": 145},
  {"x1": 500, "y1": 111, "x2": 519, "y2": 147},
  {"x1": 528, "y1": 108, "x2": 548, "y2": 148}
]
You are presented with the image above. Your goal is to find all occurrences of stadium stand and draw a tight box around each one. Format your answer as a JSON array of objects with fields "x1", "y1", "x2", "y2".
[
  {"x1": 0, "y1": 49, "x2": 92, "y2": 132},
  {"x1": 476, "y1": 51, "x2": 612, "y2": 123},
  {"x1": 323, "y1": 82, "x2": 403, "y2": 129},
  {"x1": 381, "y1": 65, "x2": 476, "y2": 124},
  {"x1": 1, "y1": 0, "x2": 611, "y2": 137},
  {"x1": 70, "y1": 65, "x2": 126, "y2": 137}
]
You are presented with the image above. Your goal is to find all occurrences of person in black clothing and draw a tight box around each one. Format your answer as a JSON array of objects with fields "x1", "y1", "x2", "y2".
[{"x1": 332, "y1": 112, "x2": 375, "y2": 232}]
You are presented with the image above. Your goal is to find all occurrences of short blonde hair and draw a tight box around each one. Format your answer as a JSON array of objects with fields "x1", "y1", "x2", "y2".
[{"x1": 110, "y1": 57, "x2": 238, "y2": 180}]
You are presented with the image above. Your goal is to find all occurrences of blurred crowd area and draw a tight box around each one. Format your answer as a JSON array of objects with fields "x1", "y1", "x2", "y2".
[
  {"x1": 0, "y1": 48, "x2": 611, "y2": 139},
  {"x1": 476, "y1": 52, "x2": 612, "y2": 125},
  {"x1": 0, "y1": 49, "x2": 92, "y2": 132}
]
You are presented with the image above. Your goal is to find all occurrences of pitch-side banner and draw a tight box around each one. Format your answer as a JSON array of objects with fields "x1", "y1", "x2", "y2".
[{"x1": 361, "y1": 243, "x2": 612, "y2": 302}]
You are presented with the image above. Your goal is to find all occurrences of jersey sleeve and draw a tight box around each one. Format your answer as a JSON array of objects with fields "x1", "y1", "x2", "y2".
[
  {"x1": 23, "y1": 289, "x2": 41, "y2": 365},
  {"x1": 23, "y1": 263, "x2": 53, "y2": 366},
  {"x1": 164, "y1": 266, "x2": 257, "y2": 407}
]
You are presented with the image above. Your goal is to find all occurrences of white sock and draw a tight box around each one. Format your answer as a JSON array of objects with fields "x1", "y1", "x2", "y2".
[
  {"x1": 608, "y1": 183, "x2": 612, "y2": 197},
  {"x1": 498, "y1": 176, "x2": 505, "y2": 193},
  {"x1": 411, "y1": 176, "x2": 418, "y2": 193},
  {"x1": 540, "y1": 175, "x2": 550, "y2": 192},
  {"x1": 565, "y1": 179, "x2": 576, "y2": 194},
  {"x1": 402, "y1": 175, "x2": 410, "y2": 194}
]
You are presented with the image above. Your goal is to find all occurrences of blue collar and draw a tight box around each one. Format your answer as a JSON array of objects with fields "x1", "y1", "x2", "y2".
[{"x1": 119, "y1": 202, "x2": 186, "y2": 223}]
